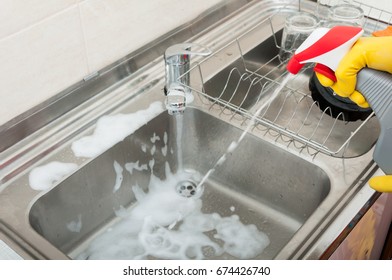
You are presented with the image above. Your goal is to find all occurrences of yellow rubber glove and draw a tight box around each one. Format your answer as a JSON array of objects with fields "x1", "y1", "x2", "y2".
[
  {"x1": 316, "y1": 36, "x2": 392, "y2": 108},
  {"x1": 369, "y1": 176, "x2": 392, "y2": 192},
  {"x1": 317, "y1": 35, "x2": 392, "y2": 193}
]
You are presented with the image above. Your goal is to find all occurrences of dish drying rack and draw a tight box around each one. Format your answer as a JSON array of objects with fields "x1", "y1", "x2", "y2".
[{"x1": 180, "y1": 0, "x2": 391, "y2": 158}]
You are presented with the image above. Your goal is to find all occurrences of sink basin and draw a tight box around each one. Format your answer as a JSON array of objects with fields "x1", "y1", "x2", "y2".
[
  {"x1": 29, "y1": 108, "x2": 330, "y2": 259},
  {"x1": 0, "y1": 0, "x2": 382, "y2": 260}
]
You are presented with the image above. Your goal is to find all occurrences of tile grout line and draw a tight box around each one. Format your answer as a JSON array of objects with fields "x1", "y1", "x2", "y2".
[
  {"x1": 0, "y1": 4, "x2": 80, "y2": 44},
  {"x1": 77, "y1": 2, "x2": 92, "y2": 74}
]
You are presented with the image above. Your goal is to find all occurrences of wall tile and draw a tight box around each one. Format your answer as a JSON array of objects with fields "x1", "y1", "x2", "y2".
[
  {"x1": 0, "y1": 0, "x2": 80, "y2": 39},
  {"x1": 80, "y1": 0, "x2": 221, "y2": 72},
  {"x1": 0, "y1": 6, "x2": 89, "y2": 125}
]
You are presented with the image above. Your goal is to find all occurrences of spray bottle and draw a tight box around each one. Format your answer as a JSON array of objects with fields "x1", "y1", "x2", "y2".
[{"x1": 286, "y1": 25, "x2": 392, "y2": 176}]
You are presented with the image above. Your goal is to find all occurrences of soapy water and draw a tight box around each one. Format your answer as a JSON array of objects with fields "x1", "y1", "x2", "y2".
[
  {"x1": 29, "y1": 161, "x2": 79, "y2": 191},
  {"x1": 27, "y1": 93, "x2": 275, "y2": 259},
  {"x1": 66, "y1": 214, "x2": 83, "y2": 233},
  {"x1": 112, "y1": 161, "x2": 124, "y2": 193},
  {"x1": 77, "y1": 78, "x2": 291, "y2": 259},
  {"x1": 77, "y1": 164, "x2": 270, "y2": 260},
  {"x1": 72, "y1": 101, "x2": 163, "y2": 158}
]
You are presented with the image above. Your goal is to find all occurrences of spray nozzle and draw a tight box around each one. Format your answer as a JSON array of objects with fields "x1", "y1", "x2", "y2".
[{"x1": 286, "y1": 26, "x2": 364, "y2": 79}]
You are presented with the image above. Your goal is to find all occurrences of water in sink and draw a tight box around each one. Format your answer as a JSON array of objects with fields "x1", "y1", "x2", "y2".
[
  {"x1": 76, "y1": 165, "x2": 270, "y2": 260},
  {"x1": 76, "y1": 77, "x2": 302, "y2": 259},
  {"x1": 29, "y1": 108, "x2": 330, "y2": 260},
  {"x1": 74, "y1": 108, "x2": 271, "y2": 259}
]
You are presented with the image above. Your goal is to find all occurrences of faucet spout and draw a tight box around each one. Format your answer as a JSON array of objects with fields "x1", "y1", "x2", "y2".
[
  {"x1": 165, "y1": 84, "x2": 187, "y2": 115},
  {"x1": 164, "y1": 43, "x2": 211, "y2": 115}
]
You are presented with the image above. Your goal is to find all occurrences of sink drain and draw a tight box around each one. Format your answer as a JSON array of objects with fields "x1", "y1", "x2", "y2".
[{"x1": 176, "y1": 180, "x2": 198, "y2": 198}]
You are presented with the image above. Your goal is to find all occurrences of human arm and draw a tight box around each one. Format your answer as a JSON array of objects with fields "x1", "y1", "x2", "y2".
[{"x1": 317, "y1": 35, "x2": 392, "y2": 192}]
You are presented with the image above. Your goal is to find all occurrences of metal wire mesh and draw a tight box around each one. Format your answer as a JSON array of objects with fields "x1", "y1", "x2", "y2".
[{"x1": 181, "y1": 0, "x2": 390, "y2": 157}]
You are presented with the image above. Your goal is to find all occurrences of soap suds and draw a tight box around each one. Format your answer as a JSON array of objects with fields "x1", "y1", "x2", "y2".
[
  {"x1": 125, "y1": 161, "x2": 148, "y2": 175},
  {"x1": 148, "y1": 159, "x2": 155, "y2": 171},
  {"x1": 114, "y1": 205, "x2": 129, "y2": 218},
  {"x1": 71, "y1": 101, "x2": 163, "y2": 158},
  {"x1": 150, "y1": 145, "x2": 156, "y2": 155},
  {"x1": 112, "y1": 161, "x2": 123, "y2": 193},
  {"x1": 131, "y1": 184, "x2": 147, "y2": 202},
  {"x1": 150, "y1": 133, "x2": 160, "y2": 143},
  {"x1": 214, "y1": 215, "x2": 269, "y2": 259},
  {"x1": 162, "y1": 132, "x2": 168, "y2": 156},
  {"x1": 161, "y1": 146, "x2": 168, "y2": 157},
  {"x1": 67, "y1": 214, "x2": 83, "y2": 233},
  {"x1": 29, "y1": 161, "x2": 78, "y2": 191},
  {"x1": 77, "y1": 168, "x2": 270, "y2": 260}
]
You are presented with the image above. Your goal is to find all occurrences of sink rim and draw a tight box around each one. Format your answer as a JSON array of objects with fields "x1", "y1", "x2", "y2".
[
  {"x1": 27, "y1": 107, "x2": 332, "y2": 259},
  {"x1": 0, "y1": 0, "x2": 379, "y2": 260}
]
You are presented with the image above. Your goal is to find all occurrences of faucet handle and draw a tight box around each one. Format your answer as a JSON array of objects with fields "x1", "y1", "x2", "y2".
[
  {"x1": 164, "y1": 43, "x2": 211, "y2": 97},
  {"x1": 164, "y1": 43, "x2": 211, "y2": 115}
]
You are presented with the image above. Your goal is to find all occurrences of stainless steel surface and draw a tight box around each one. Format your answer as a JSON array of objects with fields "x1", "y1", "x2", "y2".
[
  {"x1": 164, "y1": 43, "x2": 211, "y2": 115},
  {"x1": 164, "y1": 43, "x2": 211, "y2": 94},
  {"x1": 0, "y1": 0, "x2": 385, "y2": 260},
  {"x1": 176, "y1": 180, "x2": 198, "y2": 198},
  {"x1": 0, "y1": 0, "x2": 252, "y2": 153},
  {"x1": 28, "y1": 108, "x2": 330, "y2": 259}
]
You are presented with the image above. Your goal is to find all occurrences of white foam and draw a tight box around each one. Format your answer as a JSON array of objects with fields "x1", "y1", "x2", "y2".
[
  {"x1": 78, "y1": 169, "x2": 270, "y2": 260},
  {"x1": 125, "y1": 161, "x2": 148, "y2": 175},
  {"x1": 161, "y1": 132, "x2": 168, "y2": 156},
  {"x1": 137, "y1": 217, "x2": 222, "y2": 260},
  {"x1": 67, "y1": 214, "x2": 82, "y2": 233},
  {"x1": 150, "y1": 133, "x2": 160, "y2": 143},
  {"x1": 131, "y1": 184, "x2": 146, "y2": 202},
  {"x1": 28, "y1": 161, "x2": 78, "y2": 191},
  {"x1": 150, "y1": 145, "x2": 156, "y2": 155},
  {"x1": 161, "y1": 145, "x2": 168, "y2": 157},
  {"x1": 163, "y1": 132, "x2": 168, "y2": 144},
  {"x1": 129, "y1": 172, "x2": 202, "y2": 227},
  {"x1": 112, "y1": 161, "x2": 123, "y2": 193},
  {"x1": 114, "y1": 205, "x2": 129, "y2": 218},
  {"x1": 148, "y1": 159, "x2": 155, "y2": 171},
  {"x1": 214, "y1": 215, "x2": 270, "y2": 259},
  {"x1": 71, "y1": 101, "x2": 163, "y2": 158}
]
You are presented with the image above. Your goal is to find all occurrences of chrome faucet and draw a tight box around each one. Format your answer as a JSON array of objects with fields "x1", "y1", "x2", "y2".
[{"x1": 164, "y1": 43, "x2": 211, "y2": 115}]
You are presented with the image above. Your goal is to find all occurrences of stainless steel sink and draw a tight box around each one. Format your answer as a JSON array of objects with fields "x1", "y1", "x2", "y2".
[
  {"x1": 0, "y1": 0, "x2": 384, "y2": 260},
  {"x1": 29, "y1": 108, "x2": 330, "y2": 259}
]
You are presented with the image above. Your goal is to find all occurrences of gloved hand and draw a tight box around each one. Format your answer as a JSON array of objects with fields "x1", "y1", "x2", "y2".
[
  {"x1": 316, "y1": 36, "x2": 392, "y2": 108},
  {"x1": 316, "y1": 35, "x2": 392, "y2": 193},
  {"x1": 369, "y1": 176, "x2": 392, "y2": 192}
]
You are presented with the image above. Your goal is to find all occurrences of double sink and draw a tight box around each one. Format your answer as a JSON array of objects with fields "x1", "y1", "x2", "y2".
[{"x1": 0, "y1": 0, "x2": 381, "y2": 259}]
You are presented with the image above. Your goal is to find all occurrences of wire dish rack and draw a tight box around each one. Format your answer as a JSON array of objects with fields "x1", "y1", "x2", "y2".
[{"x1": 180, "y1": 0, "x2": 391, "y2": 158}]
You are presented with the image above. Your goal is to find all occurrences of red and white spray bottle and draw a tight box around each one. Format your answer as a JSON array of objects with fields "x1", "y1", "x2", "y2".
[
  {"x1": 286, "y1": 25, "x2": 392, "y2": 176},
  {"x1": 287, "y1": 26, "x2": 363, "y2": 81}
]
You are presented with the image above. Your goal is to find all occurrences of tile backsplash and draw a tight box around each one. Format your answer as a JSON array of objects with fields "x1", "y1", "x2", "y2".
[{"x1": 0, "y1": 0, "x2": 221, "y2": 127}]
